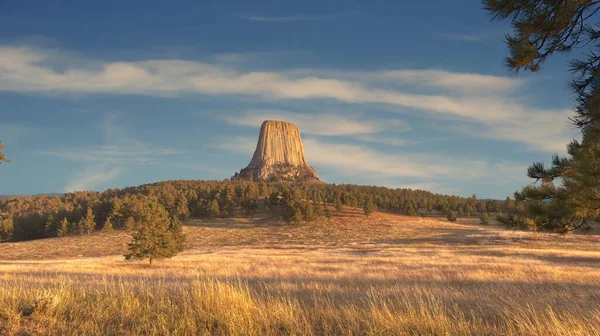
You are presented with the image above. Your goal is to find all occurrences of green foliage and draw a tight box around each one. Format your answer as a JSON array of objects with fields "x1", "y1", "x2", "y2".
[
  {"x1": 78, "y1": 207, "x2": 96, "y2": 235},
  {"x1": 301, "y1": 201, "x2": 314, "y2": 221},
  {"x1": 174, "y1": 197, "x2": 190, "y2": 220},
  {"x1": 334, "y1": 198, "x2": 343, "y2": 212},
  {"x1": 0, "y1": 217, "x2": 14, "y2": 241},
  {"x1": 486, "y1": 0, "x2": 600, "y2": 233},
  {"x1": 102, "y1": 216, "x2": 113, "y2": 233},
  {"x1": 57, "y1": 218, "x2": 69, "y2": 237},
  {"x1": 206, "y1": 199, "x2": 220, "y2": 219},
  {"x1": 363, "y1": 198, "x2": 376, "y2": 217},
  {"x1": 313, "y1": 201, "x2": 324, "y2": 218},
  {"x1": 45, "y1": 213, "x2": 57, "y2": 236},
  {"x1": 479, "y1": 212, "x2": 490, "y2": 225},
  {"x1": 0, "y1": 180, "x2": 498, "y2": 242},
  {"x1": 283, "y1": 202, "x2": 303, "y2": 225},
  {"x1": 446, "y1": 211, "x2": 457, "y2": 223},
  {"x1": 124, "y1": 198, "x2": 185, "y2": 265}
]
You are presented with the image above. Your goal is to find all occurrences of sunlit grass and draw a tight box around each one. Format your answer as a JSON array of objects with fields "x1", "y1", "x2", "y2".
[{"x1": 1, "y1": 208, "x2": 599, "y2": 335}]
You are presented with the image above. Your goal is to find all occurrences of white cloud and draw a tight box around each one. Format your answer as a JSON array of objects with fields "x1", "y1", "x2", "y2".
[
  {"x1": 0, "y1": 45, "x2": 574, "y2": 152},
  {"x1": 224, "y1": 110, "x2": 410, "y2": 136},
  {"x1": 64, "y1": 166, "x2": 120, "y2": 192},
  {"x1": 216, "y1": 135, "x2": 529, "y2": 185},
  {"x1": 355, "y1": 134, "x2": 408, "y2": 147},
  {"x1": 374, "y1": 69, "x2": 522, "y2": 93}
]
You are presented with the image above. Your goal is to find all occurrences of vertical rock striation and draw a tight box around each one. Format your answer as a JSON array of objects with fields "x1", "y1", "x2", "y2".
[{"x1": 235, "y1": 120, "x2": 320, "y2": 182}]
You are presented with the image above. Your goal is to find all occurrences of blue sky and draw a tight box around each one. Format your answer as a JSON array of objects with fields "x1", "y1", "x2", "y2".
[{"x1": 0, "y1": 1, "x2": 580, "y2": 198}]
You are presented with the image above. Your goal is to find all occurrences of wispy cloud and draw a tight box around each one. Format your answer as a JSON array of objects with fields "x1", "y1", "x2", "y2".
[
  {"x1": 232, "y1": 11, "x2": 359, "y2": 22},
  {"x1": 223, "y1": 110, "x2": 410, "y2": 136},
  {"x1": 42, "y1": 115, "x2": 182, "y2": 164},
  {"x1": 64, "y1": 166, "x2": 120, "y2": 192},
  {"x1": 216, "y1": 135, "x2": 529, "y2": 186},
  {"x1": 41, "y1": 115, "x2": 182, "y2": 192},
  {"x1": 0, "y1": 45, "x2": 574, "y2": 152}
]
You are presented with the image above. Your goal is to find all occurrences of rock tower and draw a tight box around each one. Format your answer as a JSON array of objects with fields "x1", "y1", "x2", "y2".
[{"x1": 235, "y1": 120, "x2": 320, "y2": 182}]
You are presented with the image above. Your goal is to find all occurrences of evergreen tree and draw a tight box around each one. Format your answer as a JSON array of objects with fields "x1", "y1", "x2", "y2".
[
  {"x1": 405, "y1": 203, "x2": 417, "y2": 216},
  {"x1": 486, "y1": 0, "x2": 600, "y2": 232},
  {"x1": 301, "y1": 201, "x2": 314, "y2": 221},
  {"x1": 503, "y1": 196, "x2": 515, "y2": 213},
  {"x1": 102, "y1": 216, "x2": 113, "y2": 233},
  {"x1": 57, "y1": 218, "x2": 69, "y2": 237},
  {"x1": 312, "y1": 201, "x2": 324, "y2": 218},
  {"x1": 283, "y1": 202, "x2": 303, "y2": 225},
  {"x1": 334, "y1": 198, "x2": 343, "y2": 212},
  {"x1": 125, "y1": 198, "x2": 185, "y2": 265},
  {"x1": 79, "y1": 207, "x2": 95, "y2": 235},
  {"x1": 173, "y1": 196, "x2": 190, "y2": 220},
  {"x1": 45, "y1": 213, "x2": 57, "y2": 236},
  {"x1": 0, "y1": 217, "x2": 14, "y2": 241},
  {"x1": 480, "y1": 212, "x2": 490, "y2": 225},
  {"x1": 207, "y1": 199, "x2": 220, "y2": 218},
  {"x1": 363, "y1": 198, "x2": 376, "y2": 217}
]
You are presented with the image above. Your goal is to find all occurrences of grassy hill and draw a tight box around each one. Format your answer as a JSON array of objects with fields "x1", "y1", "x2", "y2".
[{"x1": 1, "y1": 207, "x2": 599, "y2": 335}]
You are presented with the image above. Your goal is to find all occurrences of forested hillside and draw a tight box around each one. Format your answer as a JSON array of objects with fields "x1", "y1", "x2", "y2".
[{"x1": 0, "y1": 180, "x2": 515, "y2": 242}]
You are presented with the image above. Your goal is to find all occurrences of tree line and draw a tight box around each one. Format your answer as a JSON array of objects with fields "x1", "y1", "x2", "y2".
[{"x1": 0, "y1": 180, "x2": 519, "y2": 242}]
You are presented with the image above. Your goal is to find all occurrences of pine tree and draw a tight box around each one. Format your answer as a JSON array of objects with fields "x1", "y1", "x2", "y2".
[
  {"x1": 313, "y1": 201, "x2": 324, "y2": 217},
  {"x1": 363, "y1": 198, "x2": 376, "y2": 217},
  {"x1": 486, "y1": 1, "x2": 600, "y2": 232},
  {"x1": 301, "y1": 201, "x2": 314, "y2": 221},
  {"x1": 79, "y1": 207, "x2": 96, "y2": 235},
  {"x1": 480, "y1": 212, "x2": 490, "y2": 225},
  {"x1": 207, "y1": 199, "x2": 220, "y2": 218},
  {"x1": 45, "y1": 213, "x2": 57, "y2": 236},
  {"x1": 0, "y1": 217, "x2": 14, "y2": 241},
  {"x1": 174, "y1": 197, "x2": 190, "y2": 220},
  {"x1": 125, "y1": 198, "x2": 185, "y2": 265},
  {"x1": 334, "y1": 198, "x2": 343, "y2": 212},
  {"x1": 57, "y1": 218, "x2": 69, "y2": 237},
  {"x1": 102, "y1": 216, "x2": 113, "y2": 233}
]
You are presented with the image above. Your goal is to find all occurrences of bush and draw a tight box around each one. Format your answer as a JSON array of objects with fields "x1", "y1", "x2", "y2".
[
  {"x1": 446, "y1": 211, "x2": 457, "y2": 222},
  {"x1": 479, "y1": 212, "x2": 490, "y2": 225}
]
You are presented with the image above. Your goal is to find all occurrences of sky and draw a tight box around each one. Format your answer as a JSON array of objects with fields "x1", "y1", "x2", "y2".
[{"x1": 0, "y1": 0, "x2": 581, "y2": 198}]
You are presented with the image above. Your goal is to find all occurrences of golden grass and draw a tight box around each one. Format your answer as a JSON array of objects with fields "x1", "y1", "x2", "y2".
[{"x1": 1, "y1": 208, "x2": 599, "y2": 335}]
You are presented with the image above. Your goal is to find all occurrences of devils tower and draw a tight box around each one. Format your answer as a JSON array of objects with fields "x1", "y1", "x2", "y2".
[{"x1": 235, "y1": 120, "x2": 320, "y2": 182}]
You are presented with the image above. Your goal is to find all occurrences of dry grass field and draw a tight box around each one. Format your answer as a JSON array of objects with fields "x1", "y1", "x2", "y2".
[{"x1": 1, "y1": 207, "x2": 599, "y2": 335}]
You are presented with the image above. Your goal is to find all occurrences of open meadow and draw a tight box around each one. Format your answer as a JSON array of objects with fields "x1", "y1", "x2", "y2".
[{"x1": 1, "y1": 207, "x2": 600, "y2": 335}]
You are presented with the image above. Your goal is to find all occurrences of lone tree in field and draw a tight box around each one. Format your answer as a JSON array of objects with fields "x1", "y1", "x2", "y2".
[
  {"x1": 125, "y1": 198, "x2": 185, "y2": 265},
  {"x1": 486, "y1": 0, "x2": 600, "y2": 232},
  {"x1": 0, "y1": 141, "x2": 8, "y2": 164}
]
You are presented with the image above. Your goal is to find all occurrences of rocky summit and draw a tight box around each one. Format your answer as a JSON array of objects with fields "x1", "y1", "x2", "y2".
[{"x1": 234, "y1": 120, "x2": 320, "y2": 182}]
